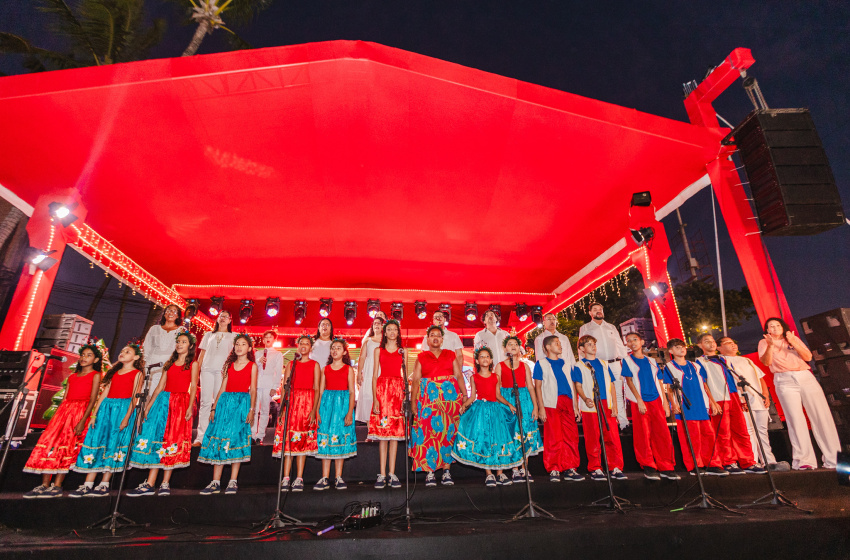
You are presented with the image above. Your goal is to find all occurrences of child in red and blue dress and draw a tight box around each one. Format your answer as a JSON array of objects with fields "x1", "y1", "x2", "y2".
[
  {"x1": 198, "y1": 333, "x2": 258, "y2": 495},
  {"x1": 452, "y1": 347, "x2": 521, "y2": 487},
  {"x1": 69, "y1": 345, "x2": 145, "y2": 497},
  {"x1": 661, "y1": 338, "x2": 727, "y2": 476},
  {"x1": 127, "y1": 330, "x2": 199, "y2": 496},
  {"x1": 313, "y1": 339, "x2": 357, "y2": 491},
  {"x1": 22, "y1": 344, "x2": 103, "y2": 498},
  {"x1": 367, "y1": 319, "x2": 407, "y2": 489},
  {"x1": 273, "y1": 335, "x2": 320, "y2": 492},
  {"x1": 497, "y1": 336, "x2": 542, "y2": 483}
]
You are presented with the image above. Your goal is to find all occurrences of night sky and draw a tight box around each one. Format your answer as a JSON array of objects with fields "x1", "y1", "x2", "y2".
[{"x1": 2, "y1": 1, "x2": 848, "y2": 351}]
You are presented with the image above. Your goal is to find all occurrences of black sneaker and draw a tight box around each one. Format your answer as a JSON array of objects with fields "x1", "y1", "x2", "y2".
[
  {"x1": 689, "y1": 468, "x2": 705, "y2": 476},
  {"x1": 611, "y1": 468, "x2": 628, "y2": 481},
  {"x1": 744, "y1": 465, "x2": 767, "y2": 474},
  {"x1": 425, "y1": 472, "x2": 437, "y2": 487},
  {"x1": 562, "y1": 469, "x2": 584, "y2": 482},
  {"x1": 127, "y1": 482, "x2": 155, "y2": 497},
  {"x1": 512, "y1": 469, "x2": 524, "y2": 483},
  {"x1": 724, "y1": 463, "x2": 745, "y2": 475},
  {"x1": 225, "y1": 480, "x2": 238, "y2": 494},
  {"x1": 485, "y1": 474, "x2": 497, "y2": 488},
  {"x1": 68, "y1": 484, "x2": 93, "y2": 498},
  {"x1": 90, "y1": 484, "x2": 110, "y2": 497},
  {"x1": 334, "y1": 477, "x2": 347, "y2": 490},
  {"x1": 659, "y1": 470, "x2": 681, "y2": 480},
  {"x1": 157, "y1": 483, "x2": 171, "y2": 496},
  {"x1": 291, "y1": 478, "x2": 304, "y2": 492},
  {"x1": 200, "y1": 481, "x2": 221, "y2": 495},
  {"x1": 441, "y1": 471, "x2": 454, "y2": 486},
  {"x1": 590, "y1": 469, "x2": 607, "y2": 481},
  {"x1": 643, "y1": 466, "x2": 661, "y2": 480},
  {"x1": 388, "y1": 474, "x2": 402, "y2": 489},
  {"x1": 549, "y1": 470, "x2": 561, "y2": 482},
  {"x1": 705, "y1": 467, "x2": 729, "y2": 477},
  {"x1": 23, "y1": 485, "x2": 48, "y2": 499},
  {"x1": 374, "y1": 474, "x2": 386, "y2": 489},
  {"x1": 496, "y1": 473, "x2": 512, "y2": 486}
]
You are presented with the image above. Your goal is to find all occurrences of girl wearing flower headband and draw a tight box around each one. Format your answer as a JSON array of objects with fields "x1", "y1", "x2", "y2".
[
  {"x1": 273, "y1": 335, "x2": 321, "y2": 493},
  {"x1": 198, "y1": 333, "x2": 258, "y2": 495},
  {"x1": 313, "y1": 338, "x2": 357, "y2": 490},
  {"x1": 452, "y1": 347, "x2": 522, "y2": 487},
  {"x1": 355, "y1": 315, "x2": 385, "y2": 425},
  {"x1": 497, "y1": 336, "x2": 543, "y2": 483},
  {"x1": 367, "y1": 319, "x2": 406, "y2": 489},
  {"x1": 69, "y1": 344, "x2": 145, "y2": 497},
  {"x1": 127, "y1": 330, "x2": 199, "y2": 496},
  {"x1": 22, "y1": 345, "x2": 104, "y2": 498}
]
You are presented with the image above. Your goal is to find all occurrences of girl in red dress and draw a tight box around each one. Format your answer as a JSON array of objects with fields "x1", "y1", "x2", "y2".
[
  {"x1": 367, "y1": 319, "x2": 406, "y2": 489},
  {"x1": 127, "y1": 330, "x2": 199, "y2": 496},
  {"x1": 22, "y1": 344, "x2": 103, "y2": 498},
  {"x1": 273, "y1": 335, "x2": 321, "y2": 492}
]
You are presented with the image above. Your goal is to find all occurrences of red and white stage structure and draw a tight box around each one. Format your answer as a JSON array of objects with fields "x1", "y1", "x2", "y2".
[{"x1": 0, "y1": 41, "x2": 793, "y2": 349}]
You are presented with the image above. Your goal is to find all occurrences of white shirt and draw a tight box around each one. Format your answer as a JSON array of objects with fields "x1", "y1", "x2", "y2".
[
  {"x1": 255, "y1": 348, "x2": 284, "y2": 389},
  {"x1": 473, "y1": 328, "x2": 509, "y2": 364},
  {"x1": 533, "y1": 329, "x2": 576, "y2": 368},
  {"x1": 142, "y1": 325, "x2": 179, "y2": 371},
  {"x1": 421, "y1": 327, "x2": 463, "y2": 353},
  {"x1": 310, "y1": 339, "x2": 332, "y2": 369},
  {"x1": 727, "y1": 355, "x2": 767, "y2": 411},
  {"x1": 696, "y1": 356, "x2": 731, "y2": 402},
  {"x1": 199, "y1": 331, "x2": 237, "y2": 373},
  {"x1": 578, "y1": 321, "x2": 629, "y2": 361}
]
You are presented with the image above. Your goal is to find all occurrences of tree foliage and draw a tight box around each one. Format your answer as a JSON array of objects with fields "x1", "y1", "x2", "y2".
[{"x1": 673, "y1": 280, "x2": 756, "y2": 341}]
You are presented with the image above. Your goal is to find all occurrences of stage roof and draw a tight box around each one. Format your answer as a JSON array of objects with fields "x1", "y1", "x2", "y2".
[{"x1": 0, "y1": 40, "x2": 724, "y2": 321}]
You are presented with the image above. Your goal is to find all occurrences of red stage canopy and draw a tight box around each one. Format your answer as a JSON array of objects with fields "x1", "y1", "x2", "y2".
[{"x1": 0, "y1": 40, "x2": 727, "y2": 334}]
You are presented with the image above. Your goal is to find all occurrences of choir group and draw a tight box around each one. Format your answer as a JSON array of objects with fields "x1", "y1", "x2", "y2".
[{"x1": 20, "y1": 301, "x2": 841, "y2": 498}]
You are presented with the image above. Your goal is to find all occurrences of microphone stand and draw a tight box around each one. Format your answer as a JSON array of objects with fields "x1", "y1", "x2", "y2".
[
  {"x1": 585, "y1": 361, "x2": 633, "y2": 512},
  {"x1": 0, "y1": 356, "x2": 46, "y2": 489},
  {"x1": 719, "y1": 359, "x2": 810, "y2": 513},
  {"x1": 661, "y1": 358, "x2": 739, "y2": 514},
  {"x1": 507, "y1": 353, "x2": 555, "y2": 521},
  {"x1": 261, "y1": 355, "x2": 313, "y2": 530},
  {"x1": 400, "y1": 347, "x2": 413, "y2": 531},
  {"x1": 90, "y1": 362, "x2": 158, "y2": 534}
]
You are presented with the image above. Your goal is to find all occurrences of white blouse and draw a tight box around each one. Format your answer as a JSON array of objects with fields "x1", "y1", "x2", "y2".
[
  {"x1": 199, "y1": 331, "x2": 237, "y2": 373},
  {"x1": 310, "y1": 339, "x2": 332, "y2": 369},
  {"x1": 142, "y1": 325, "x2": 180, "y2": 371}
]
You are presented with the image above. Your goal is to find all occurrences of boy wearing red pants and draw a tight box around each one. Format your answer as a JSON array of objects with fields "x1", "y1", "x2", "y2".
[
  {"x1": 573, "y1": 335, "x2": 627, "y2": 481},
  {"x1": 696, "y1": 334, "x2": 766, "y2": 475},
  {"x1": 533, "y1": 335, "x2": 584, "y2": 482},
  {"x1": 661, "y1": 339, "x2": 728, "y2": 476},
  {"x1": 622, "y1": 332, "x2": 678, "y2": 481}
]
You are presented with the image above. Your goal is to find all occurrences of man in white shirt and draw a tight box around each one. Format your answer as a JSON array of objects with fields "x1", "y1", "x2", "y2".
[
  {"x1": 253, "y1": 330, "x2": 284, "y2": 445},
  {"x1": 420, "y1": 310, "x2": 464, "y2": 371},
  {"x1": 717, "y1": 336, "x2": 777, "y2": 467},
  {"x1": 533, "y1": 313, "x2": 577, "y2": 368},
  {"x1": 578, "y1": 303, "x2": 629, "y2": 429},
  {"x1": 193, "y1": 311, "x2": 237, "y2": 446},
  {"x1": 473, "y1": 309, "x2": 509, "y2": 364}
]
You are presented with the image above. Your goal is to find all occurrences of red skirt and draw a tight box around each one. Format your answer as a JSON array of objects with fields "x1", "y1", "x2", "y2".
[
  {"x1": 160, "y1": 392, "x2": 193, "y2": 469},
  {"x1": 272, "y1": 388, "x2": 318, "y2": 457},
  {"x1": 368, "y1": 376, "x2": 406, "y2": 440},
  {"x1": 23, "y1": 399, "x2": 90, "y2": 474}
]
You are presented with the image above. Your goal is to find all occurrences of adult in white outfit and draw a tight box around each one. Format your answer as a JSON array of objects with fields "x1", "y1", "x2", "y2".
[
  {"x1": 193, "y1": 311, "x2": 237, "y2": 446},
  {"x1": 533, "y1": 313, "x2": 577, "y2": 368},
  {"x1": 142, "y1": 304, "x2": 182, "y2": 397},
  {"x1": 758, "y1": 317, "x2": 840, "y2": 470},
  {"x1": 472, "y1": 310, "x2": 509, "y2": 364},
  {"x1": 578, "y1": 303, "x2": 629, "y2": 430},
  {"x1": 309, "y1": 318, "x2": 334, "y2": 369},
  {"x1": 718, "y1": 336, "x2": 777, "y2": 466},
  {"x1": 420, "y1": 310, "x2": 464, "y2": 371},
  {"x1": 356, "y1": 316, "x2": 385, "y2": 424},
  {"x1": 253, "y1": 330, "x2": 283, "y2": 444}
]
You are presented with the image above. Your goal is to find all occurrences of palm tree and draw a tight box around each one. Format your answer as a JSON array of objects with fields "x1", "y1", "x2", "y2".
[
  {"x1": 179, "y1": 0, "x2": 271, "y2": 56},
  {"x1": 0, "y1": 0, "x2": 165, "y2": 73}
]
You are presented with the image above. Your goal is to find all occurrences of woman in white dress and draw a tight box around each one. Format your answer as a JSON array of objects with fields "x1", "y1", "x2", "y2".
[
  {"x1": 355, "y1": 316, "x2": 386, "y2": 424},
  {"x1": 142, "y1": 304, "x2": 183, "y2": 396},
  {"x1": 309, "y1": 318, "x2": 334, "y2": 370},
  {"x1": 193, "y1": 311, "x2": 237, "y2": 446}
]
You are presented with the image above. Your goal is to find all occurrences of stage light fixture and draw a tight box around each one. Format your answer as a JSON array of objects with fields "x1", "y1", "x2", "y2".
[
  {"x1": 630, "y1": 191, "x2": 652, "y2": 207},
  {"x1": 265, "y1": 297, "x2": 280, "y2": 317},
  {"x1": 239, "y1": 299, "x2": 254, "y2": 324},
  {"x1": 391, "y1": 302, "x2": 404, "y2": 321},
  {"x1": 319, "y1": 298, "x2": 333, "y2": 318},
  {"x1": 48, "y1": 201, "x2": 78, "y2": 227},
  {"x1": 208, "y1": 296, "x2": 224, "y2": 316},
  {"x1": 367, "y1": 299, "x2": 381, "y2": 319},
  {"x1": 515, "y1": 303, "x2": 529, "y2": 322},
  {"x1": 415, "y1": 301, "x2": 428, "y2": 320},
  {"x1": 530, "y1": 306, "x2": 544, "y2": 328},
  {"x1": 344, "y1": 301, "x2": 357, "y2": 325},
  {"x1": 642, "y1": 282, "x2": 669, "y2": 301},
  {"x1": 184, "y1": 299, "x2": 199, "y2": 323},
  {"x1": 293, "y1": 300, "x2": 306, "y2": 325},
  {"x1": 27, "y1": 248, "x2": 58, "y2": 271},
  {"x1": 439, "y1": 303, "x2": 452, "y2": 323},
  {"x1": 465, "y1": 302, "x2": 478, "y2": 322},
  {"x1": 630, "y1": 226, "x2": 655, "y2": 247}
]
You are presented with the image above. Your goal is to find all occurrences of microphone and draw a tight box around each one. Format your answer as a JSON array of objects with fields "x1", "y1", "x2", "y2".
[
  {"x1": 398, "y1": 347, "x2": 404, "y2": 355},
  {"x1": 147, "y1": 362, "x2": 163, "y2": 369},
  {"x1": 44, "y1": 354, "x2": 66, "y2": 362},
  {"x1": 294, "y1": 352, "x2": 301, "y2": 360}
]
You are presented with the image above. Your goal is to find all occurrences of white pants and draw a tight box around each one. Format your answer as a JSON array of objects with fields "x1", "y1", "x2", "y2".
[
  {"x1": 253, "y1": 386, "x2": 274, "y2": 439},
  {"x1": 773, "y1": 370, "x2": 840, "y2": 469},
  {"x1": 194, "y1": 369, "x2": 223, "y2": 444},
  {"x1": 355, "y1": 366, "x2": 376, "y2": 424},
  {"x1": 609, "y1": 361, "x2": 629, "y2": 429},
  {"x1": 744, "y1": 408, "x2": 776, "y2": 465}
]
